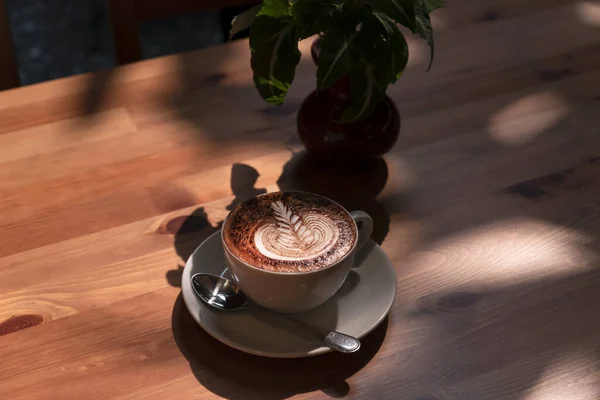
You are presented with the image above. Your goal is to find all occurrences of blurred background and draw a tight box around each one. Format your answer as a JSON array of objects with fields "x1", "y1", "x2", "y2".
[{"x1": 4, "y1": 0, "x2": 251, "y2": 86}]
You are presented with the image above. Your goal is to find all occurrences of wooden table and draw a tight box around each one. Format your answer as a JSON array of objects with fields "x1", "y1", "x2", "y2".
[{"x1": 2, "y1": 0, "x2": 600, "y2": 398}]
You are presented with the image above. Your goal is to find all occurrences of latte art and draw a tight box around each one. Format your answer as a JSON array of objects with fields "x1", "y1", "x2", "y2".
[
  {"x1": 254, "y1": 201, "x2": 340, "y2": 261},
  {"x1": 223, "y1": 192, "x2": 357, "y2": 273}
]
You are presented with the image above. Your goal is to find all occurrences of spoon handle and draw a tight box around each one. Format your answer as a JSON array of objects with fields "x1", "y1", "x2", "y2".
[
  {"x1": 323, "y1": 331, "x2": 362, "y2": 353},
  {"x1": 252, "y1": 305, "x2": 361, "y2": 353}
]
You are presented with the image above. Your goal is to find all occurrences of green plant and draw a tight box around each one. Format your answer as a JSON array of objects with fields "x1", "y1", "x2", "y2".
[{"x1": 230, "y1": 0, "x2": 444, "y2": 122}]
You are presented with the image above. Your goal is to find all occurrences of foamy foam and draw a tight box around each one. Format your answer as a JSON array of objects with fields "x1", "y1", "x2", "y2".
[
  {"x1": 254, "y1": 201, "x2": 340, "y2": 261},
  {"x1": 222, "y1": 191, "x2": 356, "y2": 272}
]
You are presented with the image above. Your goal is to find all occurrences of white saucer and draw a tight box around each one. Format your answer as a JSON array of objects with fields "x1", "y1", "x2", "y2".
[{"x1": 181, "y1": 231, "x2": 397, "y2": 358}]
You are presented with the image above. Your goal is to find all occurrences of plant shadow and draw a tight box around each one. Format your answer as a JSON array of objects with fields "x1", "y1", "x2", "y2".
[
  {"x1": 277, "y1": 150, "x2": 402, "y2": 245},
  {"x1": 167, "y1": 162, "x2": 267, "y2": 287}
]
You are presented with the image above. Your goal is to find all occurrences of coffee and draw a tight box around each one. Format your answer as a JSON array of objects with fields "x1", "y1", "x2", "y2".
[{"x1": 223, "y1": 192, "x2": 357, "y2": 273}]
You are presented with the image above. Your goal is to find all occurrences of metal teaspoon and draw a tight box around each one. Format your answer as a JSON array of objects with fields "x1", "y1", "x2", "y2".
[{"x1": 190, "y1": 273, "x2": 361, "y2": 353}]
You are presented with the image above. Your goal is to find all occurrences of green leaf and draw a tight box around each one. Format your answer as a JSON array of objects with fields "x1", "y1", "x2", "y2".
[
  {"x1": 366, "y1": 0, "x2": 416, "y2": 32},
  {"x1": 316, "y1": 30, "x2": 356, "y2": 91},
  {"x1": 423, "y1": 0, "x2": 445, "y2": 14},
  {"x1": 250, "y1": 15, "x2": 301, "y2": 105},
  {"x1": 335, "y1": 11, "x2": 408, "y2": 123},
  {"x1": 414, "y1": 1, "x2": 435, "y2": 71},
  {"x1": 292, "y1": 0, "x2": 338, "y2": 39},
  {"x1": 257, "y1": 0, "x2": 291, "y2": 18},
  {"x1": 340, "y1": 65, "x2": 385, "y2": 123},
  {"x1": 229, "y1": 5, "x2": 261, "y2": 41},
  {"x1": 371, "y1": 12, "x2": 409, "y2": 83}
]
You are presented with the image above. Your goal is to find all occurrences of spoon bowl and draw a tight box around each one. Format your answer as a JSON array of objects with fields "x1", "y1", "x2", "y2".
[{"x1": 191, "y1": 273, "x2": 247, "y2": 310}]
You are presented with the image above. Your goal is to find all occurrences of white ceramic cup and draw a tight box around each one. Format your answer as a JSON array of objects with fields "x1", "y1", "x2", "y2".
[{"x1": 222, "y1": 191, "x2": 374, "y2": 314}]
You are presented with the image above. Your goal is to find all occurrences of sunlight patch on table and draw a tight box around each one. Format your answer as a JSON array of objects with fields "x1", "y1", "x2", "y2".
[
  {"x1": 524, "y1": 349, "x2": 600, "y2": 400},
  {"x1": 576, "y1": 2, "x2": 600, "y2": 27},
  {"x1": 488, "y1": 91, "x2": 570, "y2": 146},
  {"x1": 397, "y1": 218, "x2": 594, "y2": 302},
  {"x1": 440, "y1": 218, "x2": 593, "y2": 284}
]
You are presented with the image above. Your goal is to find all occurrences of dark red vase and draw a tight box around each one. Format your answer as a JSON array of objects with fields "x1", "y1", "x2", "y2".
[{"x1": 296, "y1": 38, "x2": 401, "y2": 164}]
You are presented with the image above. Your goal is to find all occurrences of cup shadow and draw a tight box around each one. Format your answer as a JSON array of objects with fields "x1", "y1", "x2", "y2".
[{"x1": 172, "y1": 293, "x2": 388, "y2": 399}]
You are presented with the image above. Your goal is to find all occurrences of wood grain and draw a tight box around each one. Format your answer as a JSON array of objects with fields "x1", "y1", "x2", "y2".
[{"x1": 1, "y1": 0, "x2": 600, "y2": 398}]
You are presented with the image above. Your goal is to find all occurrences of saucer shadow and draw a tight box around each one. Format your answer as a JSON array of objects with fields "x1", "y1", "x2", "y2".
[
  {"x1": 172, "y1": 293, "x2": 388, "y2": 399},
  {"x1": 277, "y1": 151, "x2": 392, "y2": 245}
]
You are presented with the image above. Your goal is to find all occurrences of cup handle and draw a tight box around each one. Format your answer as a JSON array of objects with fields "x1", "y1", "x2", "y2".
[{"x1": 350, "y1": 210, "x2": 373, "y2": 252}]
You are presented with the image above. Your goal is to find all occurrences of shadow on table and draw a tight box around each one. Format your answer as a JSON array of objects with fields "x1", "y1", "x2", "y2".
[
  {"x1": 166, "y1": 163, "x2": 267, "y2": 287},
  {"x1": 276, "y1": 150, "x2": 402, "y2": 246},
  {"x1": 165, "y1": 207, "x2": 219, "y2": 287},
  {"x1": 226, "y1": 163, "x2": 267, "y2": 211},
  {"x1": 171, "y1": 293, "x2": 388, "y2": 399}
]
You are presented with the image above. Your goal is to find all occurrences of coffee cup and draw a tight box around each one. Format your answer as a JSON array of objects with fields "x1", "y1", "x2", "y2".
[{"x1": 221, "y1": 191, "x2": 373, "y2": 313}]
